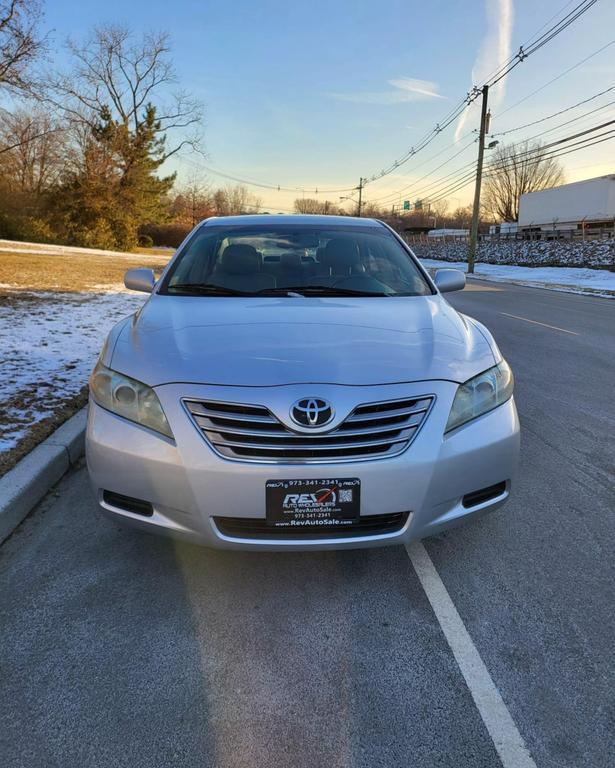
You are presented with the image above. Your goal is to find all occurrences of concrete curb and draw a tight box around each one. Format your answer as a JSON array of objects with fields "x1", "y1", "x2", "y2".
[{"x1": 0, "y1": 407, "x2": 87, "y2": 544}]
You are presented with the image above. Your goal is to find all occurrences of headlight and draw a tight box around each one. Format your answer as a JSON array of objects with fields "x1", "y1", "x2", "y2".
[
  {"x1": 89, "y1": 360, "x2": 173, "y2": 439},
  {"x1": 446, "y1": 360, "x2": 514, "y2": 433}
]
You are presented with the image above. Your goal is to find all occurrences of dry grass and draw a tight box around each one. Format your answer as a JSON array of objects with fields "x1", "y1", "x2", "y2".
[
  {"x1": 134, "y1": 246, "x2": 174, "y2": 256},
  {"x1": 0, "y1": 388, "x2": 89, "y2": 478},
  {"x1": 0, "y1": 247, "x2": 172, "y2": 476},
  {"x1": 0, "y1": 250, "x2": 172, "y2": 292}
]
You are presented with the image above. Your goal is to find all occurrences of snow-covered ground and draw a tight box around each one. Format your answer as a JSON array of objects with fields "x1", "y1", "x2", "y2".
[
  {"x1": 419, "y1": 259, "x2": 615, "y2": 297},
  {"x1": 0, "y1": 287, "x2": 144, "y2": 454}
]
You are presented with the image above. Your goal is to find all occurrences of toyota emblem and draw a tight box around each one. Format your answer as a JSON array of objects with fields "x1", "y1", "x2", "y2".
[{"x1": 290, "y1": 398, "x2": 334, "y2": 428}]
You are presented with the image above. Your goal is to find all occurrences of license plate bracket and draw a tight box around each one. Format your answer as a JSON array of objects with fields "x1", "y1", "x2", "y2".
[{"x1": 265, "y1": 478, "x2": 361, "y2": 529}]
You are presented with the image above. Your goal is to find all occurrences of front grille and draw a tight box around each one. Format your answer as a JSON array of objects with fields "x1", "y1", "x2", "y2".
[
  {"x1": 213, "y1": 512, "x2": 410, "y2": 540},
  {"x1": 183, "y1": 395, "x2": 434, "y2": 463}
]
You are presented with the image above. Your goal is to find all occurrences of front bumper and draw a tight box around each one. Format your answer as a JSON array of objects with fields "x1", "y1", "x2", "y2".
[{"x1": 86, "y1": 380, "x2": 520, "y2": 550}]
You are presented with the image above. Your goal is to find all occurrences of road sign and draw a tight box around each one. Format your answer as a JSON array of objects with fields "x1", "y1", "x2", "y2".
[
  {"x1": 415, "y1": 199, "x2": 423, "y2": 211},
  {"x1": 403, "y1": 200, "x2": 410, "y2": 210}
]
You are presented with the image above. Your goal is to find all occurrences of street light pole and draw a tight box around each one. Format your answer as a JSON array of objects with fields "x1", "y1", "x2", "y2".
[{"x1": 468, "y1": 85, "x2": 490, "y2": 274}]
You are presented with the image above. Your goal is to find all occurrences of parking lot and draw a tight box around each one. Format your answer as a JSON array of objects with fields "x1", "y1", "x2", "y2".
[{"x1": 1, "y1": 279, "x2": 613, "y2": 768}]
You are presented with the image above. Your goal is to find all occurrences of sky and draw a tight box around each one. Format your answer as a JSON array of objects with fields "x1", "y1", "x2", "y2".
[{"x1": 43, "y1": 0, "x2": 615, "y2": 212}]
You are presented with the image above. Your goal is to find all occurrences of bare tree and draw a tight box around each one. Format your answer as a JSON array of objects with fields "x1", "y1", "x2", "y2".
[
  {"x1": 171, "y1": 175, "x2": 214, "y2": 227},
  {"x1": 360, "y1": 201, "x2": 383, "y2": 218},
  {"x1": 483, "y1": 140, "x2": 565, "y2": 222},
  {"x1": 294, "y1": 198, "x2": 322, "y2": 214},
  {"x1": 213, "y1": 185, "x2": 261, "y2": 215},
  {"x1": 449, "y1": 204, "x2": 473, "y2": 228},
  {"x1": 0, "y1": 108, "x2": 65, "y2": 192},
  {"x1": 427, "y1": 199, "x2": 449, "y2": 226},
  {"x1": 294, "y1": 198, "x2": 341, "y2": 215},
  {"x1": 44, "y1": 24, "x2": 204, "y2": 159},
  {"x1": 0, "y1": 0, "x2": 46, "y2": 94}
]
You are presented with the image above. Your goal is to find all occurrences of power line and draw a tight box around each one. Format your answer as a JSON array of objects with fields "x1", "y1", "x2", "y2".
[
  {"x1": 502, "y1": 99, "x2": 615, "y2": 148},
  {"x1": 365, "y1": 42, "x2": 614, "y2": 204},
  {"x1": 364, "y1": 98, "x2": 472, "y2": 182},
  {"x1": 517, "y1": 0, "x2": 579, "y2": 46},
  {"x1": 201, "y1": 164, "x2": 358, "y2": 194},
  {"x1": 414, "y1": 170, "x2": 478, "y2": 206},
  {"x1": 499, "y1": 118, "x2": 615, "y2": 157},
  {"x1": 387, "y1": 117, "x2": 615, "y2": 209},
  {"x1": 424, "y1": 131, "x2": 615, "y2": 206},
  {"x1": 365, "y1": 2, "x2": 605, "y2": 197},
  {"x1": 420, "y1": 174, "x2": 482, "y2": 207},
  {"x1": 487, "y1": 0, "x2": 600, "y2": 88},
  {"x1": 461, "y1": 121, "x2": 615, "y2": 184},
  {"x1": 491, "y1": 131, "x2": 615, "y2": 177},
  {"x1": 366, "y1": 137, "x2": 478, "y2": 205},
  {"x1": 368, "y1": 84, "x2": 615, "y2": 208},
  {"x1": 491, "y1": 85, "x2": 615, "y2": 136},
  {"x1": 176, "y1": 2, "x2": 604, "y2": 203},
  {"x1": 179, "y1": 158, "x2": 358, "y2": 195},
  {"x1": 373, "y1": 161, "x2": 477, "y2": 206},
  {"x1": 368, "y1": 133, "x2": 476, "y2": 190},
  {"x1": 362, "y1": 0, "x2": 600, "y2": 184},
  {"x1": 263, "y1": 125, "x2": 615, "y2": 213},
  {"x1": 476, "y1": 0, "x2": 583, "y2": 86},
  {"x1": 493, "y1": 38, "x2": 615, "y2": 119}
]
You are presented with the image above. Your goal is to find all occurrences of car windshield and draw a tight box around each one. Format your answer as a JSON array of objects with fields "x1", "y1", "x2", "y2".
[{"x1": 160, "y1": 224, "x2": 433, "y2": 297}]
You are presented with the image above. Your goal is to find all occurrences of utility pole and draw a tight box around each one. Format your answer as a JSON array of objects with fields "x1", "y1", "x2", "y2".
[
  {"x1": 357, "y1": 177, "x2": 364, "y2": 217},
  {"x1": 468, "y1": 85, "x2": 490, "y2": 274}
]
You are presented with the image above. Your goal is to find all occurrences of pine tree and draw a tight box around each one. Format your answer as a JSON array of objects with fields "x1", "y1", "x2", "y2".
[{"x1": 51, "y1": 104, "x2": 175, "y2": 250}]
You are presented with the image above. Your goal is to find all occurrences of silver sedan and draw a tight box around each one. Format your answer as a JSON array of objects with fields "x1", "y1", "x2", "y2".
[{"x1": 86, "y1": 215, "x2": 519, "y2": 549}]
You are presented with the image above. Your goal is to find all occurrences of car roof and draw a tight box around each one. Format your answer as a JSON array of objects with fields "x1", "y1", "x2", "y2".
[{"x1": 201, "y1": 214, "x2": 384, "y2": 228}]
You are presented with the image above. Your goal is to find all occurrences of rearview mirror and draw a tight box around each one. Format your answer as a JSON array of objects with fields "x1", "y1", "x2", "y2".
[
  {"x1": 434, "y1": 268, "x2": 465, "y2": 293},
  {"x1": 124, "y1": 268, "x2": 156, "y2": 293}
]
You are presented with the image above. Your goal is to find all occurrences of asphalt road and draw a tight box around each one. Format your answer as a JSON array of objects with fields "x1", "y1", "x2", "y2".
[{"x1": 1, "y1": 280, "x2": 614, "y2": 768}]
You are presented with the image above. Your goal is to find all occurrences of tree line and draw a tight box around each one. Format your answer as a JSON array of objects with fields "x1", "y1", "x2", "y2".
[
  {"x1": 0, "y1": 2, "x2": 263, "y2": 249},
  {"x1": 0, "y1": 1, "x2": 564, "y2": 251}
]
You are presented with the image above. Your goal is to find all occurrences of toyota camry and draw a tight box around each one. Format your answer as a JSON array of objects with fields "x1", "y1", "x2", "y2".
[{"x1": 86, "y1": 215, "x2": 520, "y2": 550}]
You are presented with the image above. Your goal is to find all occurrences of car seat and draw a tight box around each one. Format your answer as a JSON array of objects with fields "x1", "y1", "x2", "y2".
[{"x1": 212, "y1": 244, "x2": 276, "y2": 292}]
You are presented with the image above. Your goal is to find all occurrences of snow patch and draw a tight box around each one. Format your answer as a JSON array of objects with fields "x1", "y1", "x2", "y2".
[
  {"x1": 0, "y1": 289, "x2": 144, "y2": 453},
  {"x1": 420, "y1": 259, "x2": 615, "y2": 297}
]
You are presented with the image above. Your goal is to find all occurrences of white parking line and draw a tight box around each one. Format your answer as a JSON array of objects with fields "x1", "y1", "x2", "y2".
[
  {"x1": 406, "y1": 542, "x2": 537, "y2": 768},
  {"x1": 500, "y1": 312, "x2": 579, "y2": 335}
]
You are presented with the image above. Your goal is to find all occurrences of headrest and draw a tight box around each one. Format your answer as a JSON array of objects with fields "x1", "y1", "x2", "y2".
[
  {"x1": 218, "y1": 244, "x2": 260, "y2": 274},
  {"x1": 321, "y1": 238, "x2": 360, "y2": 269},
  {"x1": 280, "y1": 252, "x2": 302, "y2": 269}
]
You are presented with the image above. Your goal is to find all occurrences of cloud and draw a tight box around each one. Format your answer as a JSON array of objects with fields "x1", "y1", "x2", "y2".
[
  {"x1": 330, "y1": 77, "x2": 445, "y2": 105},
  {"x1": 455, "y1": 0, "x2": 514, "y2": 141},
  {"x1": 388, "y1": 78, "x2": 446, "y2": 99}
]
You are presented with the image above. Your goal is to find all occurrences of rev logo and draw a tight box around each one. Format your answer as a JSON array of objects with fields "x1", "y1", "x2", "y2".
[{"x1": 283, "y1": 488, "x2": 337, "y2": 507}]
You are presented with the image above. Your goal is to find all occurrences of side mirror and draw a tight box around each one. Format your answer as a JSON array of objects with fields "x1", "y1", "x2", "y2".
[
  {"x1": 434, "y1": 268, "x2": 465, "y2": 293},
  {"x1": 124, "y1": 268, "x2": 156, "y2": 293}
]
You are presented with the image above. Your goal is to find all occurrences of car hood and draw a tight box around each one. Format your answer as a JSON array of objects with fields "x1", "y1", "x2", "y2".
[{"x1": 110, "y1": 294, "x2": 496, "y2": 387}]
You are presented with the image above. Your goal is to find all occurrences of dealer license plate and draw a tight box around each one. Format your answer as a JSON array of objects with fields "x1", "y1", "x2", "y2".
[{"x1": 265, "y1": 478, "x2": 361, "y2": 529}]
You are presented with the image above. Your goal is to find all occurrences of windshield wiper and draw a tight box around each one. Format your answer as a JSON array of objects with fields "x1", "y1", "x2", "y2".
[
  {"x1": 166, "y1": 283, "x2": 394, "y2": 298},
  {"x1": 256, "y1": 285, "x2": 393, "y2": 297},
  {"x1": 165, "y1": 283, "x2": 255, "y2": 296}
]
